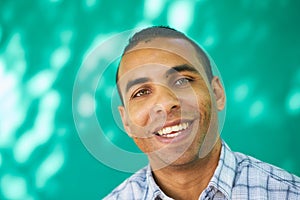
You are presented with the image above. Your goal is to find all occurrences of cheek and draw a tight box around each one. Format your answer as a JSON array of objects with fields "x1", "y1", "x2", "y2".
[
  {"x1": 133, "y1": 137, "x2": 153, "y2": 153},
  {"x1": 185, "y1": 87, "x2": 212, "y2": 122},
  {"x1": 194, "y1": 85, "x2": 212, "y2": 108},
  {"x1": 176, "y1": 88, "x2": 199, "y2": 108},
  {"x1": 197, "y1": 94, "x2": 213, "y2": 131},
  {"x1": 178, "y1": 87, "x2": 211, "y2": 111},
  {"x1": 128, "y1": 101, "x2": 151, "y2": 127},
  {"x1": 199, "y1": 100, "x2": 212, "y2": 120}
]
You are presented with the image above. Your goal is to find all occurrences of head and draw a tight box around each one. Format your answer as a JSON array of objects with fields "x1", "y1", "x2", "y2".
[
  {"x1": 116, "y1": 26, "x2": 225, "y2": 170},
  {"x1": 116, "y1": 26, "x2": 213, "y2": 100}
]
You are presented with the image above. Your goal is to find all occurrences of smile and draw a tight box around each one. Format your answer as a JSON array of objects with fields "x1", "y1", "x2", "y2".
[{"x1": 156, "y1": 122, "x2": 189, "y2": 138}]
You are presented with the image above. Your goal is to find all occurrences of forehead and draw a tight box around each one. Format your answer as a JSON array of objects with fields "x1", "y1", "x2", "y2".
[{"x1": 119, "y1": 38, "x2": 205, "y2": 77}]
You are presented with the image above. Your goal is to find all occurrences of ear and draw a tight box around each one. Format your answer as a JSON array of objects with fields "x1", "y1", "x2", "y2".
[
  {"x1": 118, "y1": 106, "x2": 133, "y2": 137},
  {"x1": 211, "y1": 76, "x2": 226, "y2": 111}
]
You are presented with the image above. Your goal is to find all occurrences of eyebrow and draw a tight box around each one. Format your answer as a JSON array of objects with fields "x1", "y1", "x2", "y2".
[
  {"x1": 165, "y1": 64, "x2": 199, "y2": 77},
  {"x1": 125, "y1": 64, "x2": 199, "y2": 93},
  {"x1": 126, "y1": 77, "x2": 150, "y2": 93}
]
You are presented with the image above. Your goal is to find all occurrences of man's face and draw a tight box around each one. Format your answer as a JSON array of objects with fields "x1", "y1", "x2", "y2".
[{"x1": 117, "y1": 38, "x2": 225, "y2": 169}]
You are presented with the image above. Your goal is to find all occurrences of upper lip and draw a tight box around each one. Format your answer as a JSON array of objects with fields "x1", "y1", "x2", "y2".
[{"x1": 152, "y1": 119, "x2": 192, "y2": 134}]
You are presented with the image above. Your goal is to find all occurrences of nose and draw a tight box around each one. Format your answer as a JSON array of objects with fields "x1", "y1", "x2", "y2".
[{"x1": 150, "y1": 86, "x2": 180, "y2": 117}]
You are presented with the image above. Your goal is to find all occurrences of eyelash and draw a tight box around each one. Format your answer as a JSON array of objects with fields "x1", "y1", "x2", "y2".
[
  {"x1": 132, "y1": 88, "x2": 151, "y2": 98},
  {"x1": 174, "y1": 77, "x2": 194, "y2": 87},
  {"x1": 131, "y1": 77, "x2": 194, "y2": 99}
]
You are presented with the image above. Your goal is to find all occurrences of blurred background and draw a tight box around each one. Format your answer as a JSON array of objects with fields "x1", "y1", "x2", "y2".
[{"x1": 0, "y1": 0, "x2": 300, "y2": 199}]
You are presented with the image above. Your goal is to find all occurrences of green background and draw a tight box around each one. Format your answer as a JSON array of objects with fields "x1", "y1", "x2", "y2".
[{"x1": 0, "y1": 0, "x2": 300, "y2": 199}]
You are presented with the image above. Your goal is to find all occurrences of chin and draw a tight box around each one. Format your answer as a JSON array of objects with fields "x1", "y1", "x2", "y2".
[
  {"x1": 168, "y1": 152, "x2": 200, "y2": 167},
  {"x1": 150, "y1": 149, "x2": 200, "y2": 170}
]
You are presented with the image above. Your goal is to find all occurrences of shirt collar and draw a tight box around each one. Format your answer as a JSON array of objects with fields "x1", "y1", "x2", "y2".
[
  {"x1": 207, "y1": 141, "x2": 237, "y2": 199},
  {"x1": 144, "y1": 140, "x2": 237, "y2": 200},
  {"x1": 145, "y1": 165, "x2": 172, "y2": 200}
]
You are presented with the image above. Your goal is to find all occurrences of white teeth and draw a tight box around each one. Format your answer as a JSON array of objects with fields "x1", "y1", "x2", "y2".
[
  {"x1": 172, "y1": 125, "x2": 179, "y2": 132},
  {"x1": 157, "y1": 122, "x2": 189, "y2": 137}
]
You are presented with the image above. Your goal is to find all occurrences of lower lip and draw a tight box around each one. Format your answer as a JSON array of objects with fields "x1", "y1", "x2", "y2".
[{"x1": 153, "y1": 121, "x2": 194, "y2": 144}]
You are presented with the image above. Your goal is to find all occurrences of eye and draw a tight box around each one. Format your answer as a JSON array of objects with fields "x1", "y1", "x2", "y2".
[
  {"x1": 132, "y1": 88, "x2": 151, "y2": 98},
  {"x1": 174, "y1": 77, "x2": 193, "y2": 87}
]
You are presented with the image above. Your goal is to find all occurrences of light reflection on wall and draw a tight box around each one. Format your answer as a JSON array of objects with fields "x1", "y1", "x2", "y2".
[
  {"x1": 168, "y1": 1, "x2": 194, "y2": 32},
  {"x1": 0, "y1": 4, "x2": 68, "y2": 199},
  {"x1": 35, "y1": 144, "x2": 65, "y2": 188},
  {"x1": 143, "y1": 0, "x2": 165, "y2": 20},
  {"x1": 0, "y1": 153, "x2": 2, "y2": 167},
  {"x1": 249, "y1": 99, "x2": 265, "y2": 119},
  {"x1": 287, "y1": 91, "x2": 300, "y2": 114},
  {"x1": 234, "y1": 83, "x2": 250, "y2": 102},
  {"x1": 0, "y1": 33, "x2": 27, "y2": 148},
  {"x1": 1, "y1": 174, "x2": 29, "y2": 200}
]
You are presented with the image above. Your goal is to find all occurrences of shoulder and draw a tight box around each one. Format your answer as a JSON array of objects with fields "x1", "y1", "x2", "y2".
[
  {"x1": 103, "y1": 166, "x2": 149, "y2": 200},
  {"x1": 232, "y1": 151, "x2": 300, "y2": 198}
]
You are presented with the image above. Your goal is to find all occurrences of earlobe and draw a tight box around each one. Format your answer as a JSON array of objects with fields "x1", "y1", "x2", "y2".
[
  {"x1": 211, "y1": 76, "x2": 226, "y2": 111},
  {"x1": 118, "y1": 106, "x2": 133, "y2": 137}
]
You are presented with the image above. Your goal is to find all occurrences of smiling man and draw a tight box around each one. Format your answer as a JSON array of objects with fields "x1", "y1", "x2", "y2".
[{"x1": 104, "y1": 26, "x2": 300, "y2": 200}]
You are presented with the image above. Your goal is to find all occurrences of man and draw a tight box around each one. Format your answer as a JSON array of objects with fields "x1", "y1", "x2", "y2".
[{"x1": 105, "y1": 26, "x2": 300, "y2": 200}]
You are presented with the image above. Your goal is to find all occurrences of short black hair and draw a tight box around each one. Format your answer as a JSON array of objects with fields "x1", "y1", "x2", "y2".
[{"x1": 116, "y1": 26, "x2": 214, "y2": 103}]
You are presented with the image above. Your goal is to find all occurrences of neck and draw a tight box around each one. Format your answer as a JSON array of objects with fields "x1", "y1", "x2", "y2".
[{"x1": 151, "y1": 139, "x2": 222, "y2": 200}]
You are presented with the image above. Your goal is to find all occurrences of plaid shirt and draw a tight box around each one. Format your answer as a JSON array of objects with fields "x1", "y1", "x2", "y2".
[{"x1": 104, "y1": 141, "x2": 300, "y2": 200}]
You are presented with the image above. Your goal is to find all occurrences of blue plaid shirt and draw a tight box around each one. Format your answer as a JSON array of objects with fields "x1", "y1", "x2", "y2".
[{"x1": 104, "y1": 141, "x2": 300, "y2": 199}]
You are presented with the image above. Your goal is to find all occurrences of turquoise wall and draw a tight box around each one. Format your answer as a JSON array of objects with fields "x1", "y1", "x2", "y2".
[{"x1": 0, "y1": 0, "x2": 299, "y2": 199}]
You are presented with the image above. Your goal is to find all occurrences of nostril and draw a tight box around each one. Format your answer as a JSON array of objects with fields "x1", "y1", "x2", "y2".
[
  {"x1": 151, "y1": 104, "x2": 165, "y2": 115},
  {"x1": 150, "y1": 104, "x2": 167, "y2": 122},
  {"x1": 171, "y1": 104, "x2": 179, "y2": 110},
  {"x1": 154, "y1": 104, "x2": 163, "y2": 113}
]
